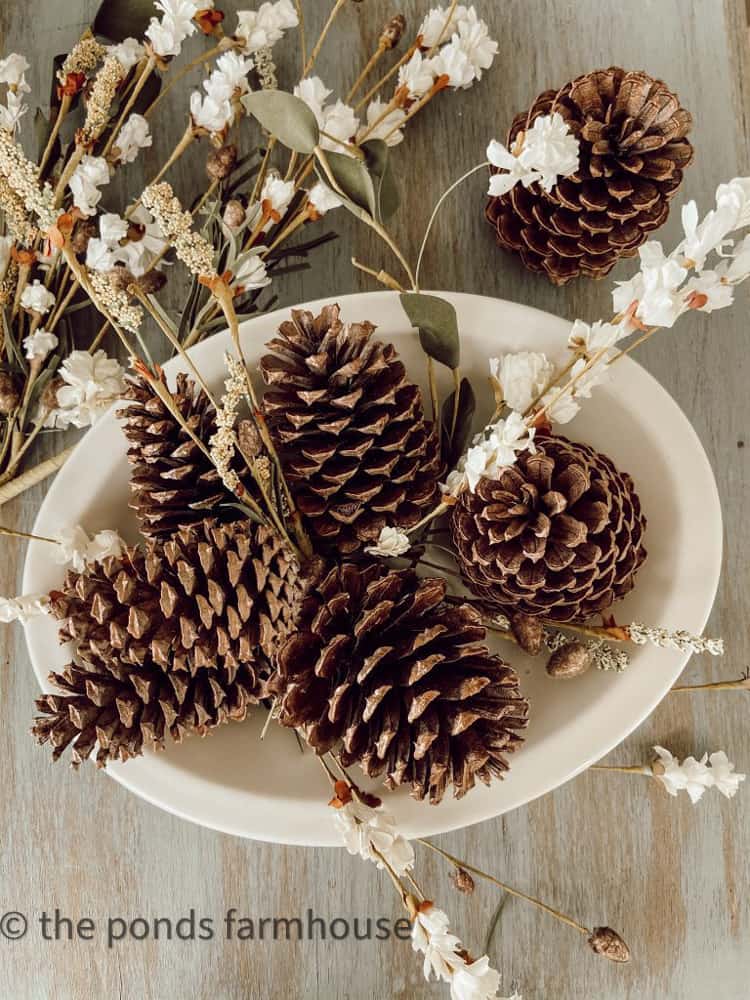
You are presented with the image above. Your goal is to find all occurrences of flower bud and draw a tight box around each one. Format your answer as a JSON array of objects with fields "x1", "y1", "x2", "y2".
[
  {"x1": 223, "y1": 198, "x2": 246, "y2": 229},
  {"x1": 40, "y1": 376, "x2": 63, "y2": 413},
  {"x1": 108, "y1": 265, "x2": 137, "y2": 294},
  {"x1": 137, "y1": 270, "x2": 167, "y2": 295},
  {"x1": 588, "y1": 926, "x2": 630, "y2": 963},
  {"x1": 0, "y1": 372, "x2": 21, "y2": 415},
  {"x1": 510, "y1": 611, "x2": 544, "y2": 656},
  {"x1": 206, "y1": 143, "x2": 238, "y2": 180},
  {"x1": 380, "y1": 14, "x2": 406, "y2": 49},
  {"x1": 237, "y1": 418, "x2": 262, "y2": 459},
  {"x1": 70, "y1": 219, "x2": 98, "y2": 255},
  {"x1": 546, "y1": 641, "x2": 592, "y2": 679},
  {"x1": 450, "y1": 867, "x2": 475, "y2": 894}
]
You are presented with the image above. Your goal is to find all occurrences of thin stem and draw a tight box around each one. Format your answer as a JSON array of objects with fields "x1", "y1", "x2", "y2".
[
  {"x1": 145, "y1": 43, "x2": 227, "y2": 119},
  {"x1": 53, "y1": 145, "x2": 85, "y2": 207},
  {"x1": 0, "y1": 524, "x2": 59, "y2": 545},
  {"x1": 378, "y1": 79, "x2": 448, "y2": 145},
  {"x1": 351, "y1": 257, "x2": 405, "y2": 291},
  {"x1": 427, "y1": 356, "x2": 439, "y2": 425},
  {"x1": 415, "y1": 162, "x2": 489, "y2": 289},
  {"x1": 671, "y1": 677, "x2": 750, "y2": 693},
  {"x1": 449, "y1": 366, "x2": 461, "y2": 439},
  {"x1": 607, "y1": 326, "x2": 659, "y2": 365},
  {"x1": 417, "y1": 839, "x2": 589, "y2": 937},
  {"x1": 319, "y1": 129, "x2": 366, "y2": 158},
  {"x1": 426, "y1": 0, "x2": 458, "y2": 55},
  {"x1": 294, "y1": 0, "x2": 307, "y2": 72},
  {"x1": 589, "y1": 764, "x2": 652, "y2": 775},
  {"x1": 303, "y1": 0, "x2": 348, "y2": 77},
  {"x1": 102, "y1": 55, "x2": 157, "y2": 158},
  {"x1": 40, "y1": 94, "x2": 72, "y2": 173},
  {"x1": 408, "y1": 502, "x2": 449, "y2": 535},
  {"x1": 356, "y1": 93, "x2": 401, "y2": 144},
  {"x1": 346, "y1": 43, "x2": 387, "y2": 102},
  {"x1": 354, "y1": 38, "x2": 421, "y2": 112},
  {"x1": 135, "y1": 124, "x2": 195, "y2": 201}
]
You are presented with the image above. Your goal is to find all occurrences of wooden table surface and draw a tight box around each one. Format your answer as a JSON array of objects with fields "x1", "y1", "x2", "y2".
[{"x1": 1, "y1": 2, "x2": 748, "y2": 997}]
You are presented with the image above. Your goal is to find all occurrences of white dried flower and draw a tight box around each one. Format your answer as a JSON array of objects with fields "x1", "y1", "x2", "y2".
[
  {"x1": 23, "y1": 328, "x2": 58, "y2": 361},
  {"x1": 235, "y1": 0, "x2": 299, "y2": 55},
  {"x1": 111, "y1": 38, "x2": 145, "y2": 71},
  {"x1": 652, "y1": 746, "x2": 714, "y2": 804},
  {"x1": 0, "y1": 91, "x2": 28, "y2": 130},
  {"x1": 231, "y1": 249, "x2": 271, "y2": 292},
  {"x1": 146, "y1": 0, "x2": 199, "y2": 58},
  {"x1": 190, "y1": 90, "x2": 233, "y2": 133},
  {"x1": 487, "y1": 139, "x2": 538, "y2": 197},
  {"x1": 490, "y1": 351, "x2": 554, "y2": 414},
  {"x1": 398, "y1": 50, "x2": 437, "y2": 99},
  {"x1": 440, "y1": 468, "x2": 467, "y2": 498},
  {"x1": 612, "y1": 241, "x2": 688, "y2": 329},
  {"x1": 86, "y1": 237, "x2": 117, "y2": 272},
  {"x1": 0, "y1": 53, "x2": 30, "y2": 90},
  {"x1": 453, "y1": 9, "x2": 498, "y2": 82},
  {"x1": 682, "y1": 270, "x2": 734, "y2": 313},
  {"x1": 53, "y1": 525, "x2": 124, "y2": 571},
  {"x1": 332, "y1": 798, "x2": 414, "y2": 875},
  {"x1": 358, "y1": 99, "x2": 407, "y2": 147},
  {"x1": 365, "y1": 526, "x2": 411, "y2": 558},
  {"x1": 519, "y1": 112, "x2": 579, "y2": 192},
  {"x1": 20, "y1": 280, "x2": 55, "y2": 316},
  {"x1": 261, "y1": 174, "x2": 295, "y2": 218},
  {"x1": 0, "y1": 594, "x2": 49, "y2": 625},
  {"x1": 115, "y1": 113, "x2": 152, "y2": 164},
  {"x1": 47, "y1": 349, "x2": 125, "y2": 429},
  {"x1": 567, "y1": 319, "x2": 625, "y2": 355},
  {"x1": 411, "y1": 903, "x2": 501, "y2": 999},
  {"x1": 308, "y1": 181, "x2": 342, "y2": 216},
  {"x1": 418, "y1": 6, "x2": 468, "y2": 48},
  {"x1": 99, "y1": 213, "x2": 128, "y2": 245},
  {"x1": 429, "y1": 39, "x2": 475, "y2": 90},
  {"x1": 0, "y1": 127, "x2": 57, "y2": 231},
  {"x1": 708, "y1": 751, "x2": 746, "y2": 799},
  {"x1": 321, "y1": 100, "x2": 359, "y2": 152},
  {"x1": 464, "y1": 411, "x2": 536, "y2": 491},
  {"x1": 293, "y1": 76, "x2": 332, "y2": 120},
  {"x1": 69, "y1": 155, "x2": 110, "y2": 217},
  {"x1": 191, "y1": 51, "x2": 253, "y2": 134}
]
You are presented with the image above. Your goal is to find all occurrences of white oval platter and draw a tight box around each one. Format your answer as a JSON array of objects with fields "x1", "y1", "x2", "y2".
[{"x1": 23, "y1": 291, "x2": 722, "y2": 845}]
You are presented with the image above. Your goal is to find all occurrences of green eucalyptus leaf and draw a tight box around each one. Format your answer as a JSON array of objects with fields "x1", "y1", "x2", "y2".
[
  {"x1": 361, "y1": 139, "x2": 399, "y2": 222},
  {"x1": 400, "y1": 292, "x2": 461, "y2": 369},
  {"x1": 319, "y1": 150, "x2": 377, "y2": 217},
  {"x1": 94, "y1": 0, "x2": 155, "y2": 42},
  {"x1": 441, "y1": 378, "x2": 476, "y2": 468},
  {"x1": 242, "y1": 91, "x2": 320, "y2": 153}
]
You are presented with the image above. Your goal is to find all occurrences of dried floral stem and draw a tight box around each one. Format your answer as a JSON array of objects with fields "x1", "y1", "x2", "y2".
[
  {"x1": 671, "y1": 675, "x2": 750, "y2": 693},
  {"x1": 351, "y1": 257, "x2": 405, "y2": 291},
  {"x1": 408, "y1": 502, "x2": 449, "y2": 535},
  {"x1": 53, "y1": 145, "x2": 85, "y2": 207},
  {"x1": 427, "y1": 355, "x2": 439, "y2": 426},
  {"x1": 356, "y1": 94, "x2": 401, "y2": 144},
  {"x1": 380, "y1": 78, "x2": 448, "y2": 144},
  {"x1": 102, "y1": 54, "x2": 157, "y2": 158},
  {"x1": 293, "y1": 0, "x2": 307, "y2": 71},
  {"x1": 346, "y1": 42, "x2": 389, "y2": 103},
  {"x1": 40, "y1": 94, "x2": 72, "y2": 173},
  {"x1": 524, "y1": 356, "x2": 578, "y2": 418},
  {"x1": 145, "y1": 43, "x2": 228, "y2": 119},
  {"x1": 303, "y1": 0, "x2": 348, "y2": 77},
  {"x1": 607, "y1": 325, "x2": 659, "y2": 366},
  {"x1": 0, "y1": 445, "x2": 74, "y2": 503},
  {"x1": 0, "y1": 524, "x2": 58, "y2": 545},
  {"x1": 251, "y1": 139, "x2": 277, "y2": 203},
  {"x1": 589, "y1": 764, "x2": 651, "y2": 776},
  {"x1": 417, "y1": 839, "x2": 590, "y2": 936},
  {"x1": 449, "y1": 366, "x2": 461, "y2": 439},
  {"x1": 262, "y1": 205, "x2": 310, "y2": 255},
  {"x1": 319, "y1": 129, "x2": 365, "y2": 158},
  {"x1": 354, "y1": 37, "x2": 422, "y2": 112},
  {"x1": 427, "y1": 0, "x2": 458, "y2": 54},
  {"x1": 137, "y1": 124, "x2": 195, "y2": 199},
  {"x1": 415, "y1": 162, "x2": 489, "y2": 290}
]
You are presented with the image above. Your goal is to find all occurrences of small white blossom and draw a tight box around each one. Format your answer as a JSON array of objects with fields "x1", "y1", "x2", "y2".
[
  {"x1": 454, "y1": 9, "x2": 498, "y2": 82},
  {"x1": 490, "y1": 351, "x2": 554, "y2": 414},
  {"x1": 0, "y1": 53, "x2": 30, "y2": 90},
  {"x1": 652, "y1": 746, "x2": 714, "y2": 804},
  {"x1": 20, "y1": 280, "x2": 56, "y2": 316},
  {"x1": 487, "y1": 139, "x2": 537, "y2": 197},
  {"x1": 321, "y1": 100, "x2": 359, "y2": 152},
  {"x1": 146, "y1": 0, "x2": 199, "y2": 58},
  {"x1": 212, "y1": 50, "x2": 253, "y2": 97},
  {"x1": 0, "y1": 90, "x2": 28, "y2": 130},
  {"x1": 418, "y1": 5, "x2": 468, "y2": 48},
  {"x1": 567, "y1": 319, "x2": 625, "y2": 355},
  {"x1": 429, "y1": 38, "x2": 475, "y2": 89},
  {"x1": 725, "y1": 234, "x2": 750, "y2": 281},
  {"x1": 23, "y1": 328, "x2": 58, "y2": 361},
  {"x1": 613, "y1": 241, "x2": 688, "y2": 328},
  {"x1": 716, "y1": 176, "x2": 750, "y2": 229},
  {"x1": 450, "y1": 955, "x2": 503, "y2": 1000},
  {"x1": 99, "y1": 213, "x2": 128, "y2": 245},
  {"x1": 190, "y1": 90, "x2": 233, "y2": 133},
  {"x1": 53, "y1": 525, "x2": 124, "y2": 571},
  {"x1": 683, "y1": 270, "x2": 734, "y2": 313},
  {"x1": 333, "y1": 798, "x2": 415, "y2": 875},
  {"x1": 115, "y1": 113, "x2": 152, "y2": 164},
  {"x1": 411, "y1": 903, "x2": 501, "y2": 999},
  {"x1": 708, "y1": 751, "x2": 746, "y2": 799},
  {"x1": 540, "y1": 387, "x2": 581, "y2": 425},
  {"x1": 261, "y1": 174, "x2": 295, "y2": 218},
  {"x1": 398, "y1": 50, "x2": 437, "y2": 99},
  {"x1": 358, "y1": 99, "x2": 407, "y2": 147},
  {"x1": 519, "y1": 112, "x2": 579, "y2": 192},
  {"x1": 678, "y1": 198, "x2": 736, "y2": 270},
  {"x1": 111, "y1": 38, "x2": 145, "y2": 71},
  {"x1": 86, "y1": 237, "x2": 117, "y2": 272},
  {"x1": 122, "y1": 205, "x2": 168, "y2": 276},
  {"x1": 464, "y1": 411, "x2": 536, "y2": 491},
  {"x1": 231, "y1": 250, "x2": 271, "y2": 292},
  {"x1": 69, "y1": 155, "x2": 110, "y2": 217},
  {"x1": 0, "y1": 594, "x2": 49, "y2": 625},
  {"x1": 365, "y1": 526, "x2": 411, "y2": 558},
  {"x1": 293, "y1": 76, "x2": 332, "y2": 120},
  {"x1": 235, "y1": 0, "x2": 299, "y2": 55},
  {"x1": 46, "y1": 349, "x2": 125, "y2": 429},
  {"x1": 308, "y1": 182, "x2": 342, "y2": 216},
  {"x1": 440, "y1": 468, "x2": 467, "y2": 498}
]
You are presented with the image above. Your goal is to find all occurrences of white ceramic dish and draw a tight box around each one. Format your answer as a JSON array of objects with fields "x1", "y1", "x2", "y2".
[{"x1": 23, "y1": 291, "x2": 722, "y2": 845}]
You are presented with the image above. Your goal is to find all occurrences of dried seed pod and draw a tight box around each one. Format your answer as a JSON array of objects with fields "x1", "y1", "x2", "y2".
[
  {"x1": 40, "y1": 376, "x2": 64, "y2": 413},
  {"x1": 137, "y1": 270, "x2": 167, "y2": 295},
  {"x1": 237, "y1": 418, "x2": 263, "y2": 459},
  {"x1": 588, "y1": 926, "x2": 631, "y2": 963},
  {"x1": 380, "y1": 14, "x2": 406, "y2": 49},
  {"x1": 223, "y1": 199, "x2": 246, "y2": 229},
  {"x1": 207, "y1": 144, "x2": 238, "y2": 180},
  {"x1": 450, "y1": 868, "x2": 475, "y2": 894},
  {"x1": 108, "y1": 265, "x2": 136, "y2": 294},
  {"x1": 0, "y1": 372, "x2": 21, "y2": 414},
  {"x1": 546, "y1": 641, "x2": 592, "y2": 678},
  {"x1": 70, "y1": 218, "x2": 99, "y2": 254},
  {"x1": 510, "y1": 611, "x2": 544, "y2": 656}
]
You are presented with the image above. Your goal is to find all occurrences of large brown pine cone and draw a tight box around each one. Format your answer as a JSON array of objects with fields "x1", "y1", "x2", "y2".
[
  {"x1": 269, "y1": 562, "x2": 529, "y2": 804},
  {"x1": 451, "y1": 435, "x2": 647, "y2": 623},
  {"x1": 119, "y1": 374, "x2": 231, "y2": 540},
  {"x1": 260, "y1": 304, "x2": 443, "y2": 554},
  {"x1": 486, "y1": 67, "x2": 693, "y2": 284},
  {"x1": 50, "y1": 519, "x2": 303, "y2": 675},
  {"x1": 31, "y1": 654, "x2": 261, "y2": 768}
]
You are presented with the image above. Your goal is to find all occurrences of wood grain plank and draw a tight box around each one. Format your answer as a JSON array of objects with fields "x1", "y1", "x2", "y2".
[{"x1": 0, "y1": 2, "x2": 748, "y2": 998}]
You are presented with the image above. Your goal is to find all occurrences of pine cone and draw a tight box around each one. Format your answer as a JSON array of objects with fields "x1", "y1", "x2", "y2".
[
  {"x1": 270, "y1": 562, "x2": 529, "y2": 804},
  {"x1": 451, "y1": 435, "x2": 647, "y2": 623},
  {"x1": 486, "y1": 67, "x2": 693, "y2": 284},
  {"x1": 119, "y1": 373, "x2": 230, "y2": 540},
  {"x1": 260, "y1": 304, "x2": 443, "y2": 554},
  {"x1": 31, "y1": 655, "x2": 261, "y2": 768},
  {"x1": 50, "y1": 519, "x2": 303, "y2": 675}
]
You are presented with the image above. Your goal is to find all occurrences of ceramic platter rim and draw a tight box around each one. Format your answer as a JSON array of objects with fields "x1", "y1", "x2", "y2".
[{"x1": 22, "y1": 291, "x2": 723, "y2": 845}]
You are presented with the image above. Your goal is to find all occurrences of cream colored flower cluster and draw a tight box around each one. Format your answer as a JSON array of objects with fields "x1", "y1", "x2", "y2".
[
  {"x1": 89, "y1": 270, "x2": 144, "y2": 334},
  {"x1": 0, "y1": 127, "x2": 56, "y2": 231},
  {"x1": 209, "y1": 353, "x2": 245, "y2": 495},
  {"x1": 79, "y1": 55, "x2": 127, "y2": 145},
  {"x1": 0, "y1": 172, "x2": 35, "y2": 246},
  {"x1": 56, "y1": 34, "x2": 105, "y2": 85},
  {"x1": 141, "y1": 181, "x2": 216, "y2": 278}
]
